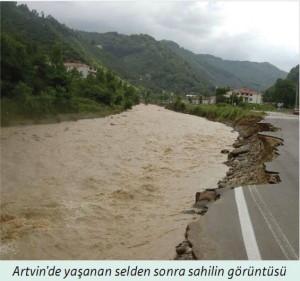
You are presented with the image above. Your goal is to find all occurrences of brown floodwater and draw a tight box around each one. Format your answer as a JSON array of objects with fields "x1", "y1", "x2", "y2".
[{"x1": 0, "y1": 104, "x2": 237, "y2": 259}]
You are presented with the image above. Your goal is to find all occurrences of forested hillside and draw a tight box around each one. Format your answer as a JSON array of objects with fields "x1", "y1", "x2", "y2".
[
  {"x1": 79, "y1": 32, "x2": 286, "y2": 94},
  {"x1": 1, "y1": 2, "x2": 140, "y2": 125},
  {"x1": 77, "y1": 31, "x2": 214, "y2": 94},
  {"x1": 263, "y1": 65, "x2": 299, "y2": 108},
  {"x1": 1, "y1": 2, "x2": 290, "y2": 125},
  {"x1": 161, "y1": 40, "x2": 287, "y2": 91}
]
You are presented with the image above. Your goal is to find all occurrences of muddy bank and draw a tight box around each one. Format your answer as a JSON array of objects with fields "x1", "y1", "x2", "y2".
[
  {"x1": 175, "y1": 115, "x2": 283, "y2": 260},
  {"x1": 219, "y1": 116, "x2": 282, "y2": 188}
]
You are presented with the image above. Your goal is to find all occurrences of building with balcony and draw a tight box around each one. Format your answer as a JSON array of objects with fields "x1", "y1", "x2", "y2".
[
  {"x1": 64, "y1": 62, "x2": 97, "y2": 78},
  {"x1": 225, "y1": 88, "x2": 263, "y2": 104}
]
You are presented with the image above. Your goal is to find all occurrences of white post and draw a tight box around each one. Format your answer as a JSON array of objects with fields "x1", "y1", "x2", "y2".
[{"x1": 295, "y1": 84, "x2": 298, "y2": 109}]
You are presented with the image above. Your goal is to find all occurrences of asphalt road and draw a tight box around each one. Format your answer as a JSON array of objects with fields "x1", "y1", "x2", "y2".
[{"x1": 188, "y1": 114, "x2": 299, "y2": 260}]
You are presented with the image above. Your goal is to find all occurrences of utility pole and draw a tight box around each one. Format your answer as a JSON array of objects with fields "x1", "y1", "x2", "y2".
[
  {"x1": 251, "y1": 83, "x2": 260, "y2": 104},
  {"x1": 295, "y1": 83, "x2": 298, "y2": 109},
  {"x1": 254, "y1": 84, "x2": 260, "y2": 104}
]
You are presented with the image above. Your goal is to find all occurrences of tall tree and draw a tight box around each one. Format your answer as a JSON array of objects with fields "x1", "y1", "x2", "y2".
[{"x1": 273, "y1": 79, "x2": 296, "y2": 108}]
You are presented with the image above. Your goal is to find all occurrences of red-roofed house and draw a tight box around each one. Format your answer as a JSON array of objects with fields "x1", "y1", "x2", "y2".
[
  {"x1": 225, "y1": 88, "x2": 263, "y2": 104},
  {"x1": 64, "y1": 62, "x2": 97, "y2": 78}
]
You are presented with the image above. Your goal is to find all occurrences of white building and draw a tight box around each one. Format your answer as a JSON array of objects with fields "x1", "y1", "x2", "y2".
[
  {"x1": 225, "y1": 88, "x2": 263, "y2": 104},
  {"x1": 185, "y1": 95, "x2": 216, "y2": 105},
  {"x1": 64, "y1": 62, "x2": 97, "y2": 78},
  {"x1": 185, "y1": 95, "x2": 200, "y2": 105},
  {"x1": 202, "y1": 96, "x2": 216, "y2": 104}
]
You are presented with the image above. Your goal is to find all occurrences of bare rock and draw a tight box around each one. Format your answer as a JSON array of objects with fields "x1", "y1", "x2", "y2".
[
  {"x1": 228, "y1": 144, "x2": 250, "y2": 159},
  {"x1": 268, "y1": 173, "x2": 280, "y2": 184},
  {"x1": 195, "y1": 190, "x2": 220, "y2": 204},
  {"x1": 182, "y1": 210, "x2": 196, "y2": 214},
  {"x1": 175, "y1": 240, "x2": 195, "y2": 260},
  {"x1": 226, "y1": 170, "x2": 234, "y2": 176},
  {"x1": 185, "y1": 247, "x2": 193, "y2": 254},
  {"x1": 175, "y1": 246, "x2": 186, "y2": 255}
]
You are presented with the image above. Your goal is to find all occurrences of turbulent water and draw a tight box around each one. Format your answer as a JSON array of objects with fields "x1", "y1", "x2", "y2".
[{"x1": 1, "y1": 104, "x2": 237, "y2": 259}]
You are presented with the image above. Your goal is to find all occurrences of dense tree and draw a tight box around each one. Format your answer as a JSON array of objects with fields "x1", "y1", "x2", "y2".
[
  {"x1": 215, "y1": 87, "x2": 230, "y2": 104},
  {"x1": 1, "y1": 2, "x2": 141, "y2": 124},
  {"x1": 263, "y1": 65, "x2": 298, "y2": 108},
  {"x1": 286, "y1": 65, "x2": 299, "y2": 84},
  {"x1": 228, "y1": 93, "x2": 243, "y2": 106},
  {"x1": 273, "y1": 79, "x2": 296, "y2": 107},
  {"x1": 0, "y1": 33, "x2": 30, "y2": 97}
]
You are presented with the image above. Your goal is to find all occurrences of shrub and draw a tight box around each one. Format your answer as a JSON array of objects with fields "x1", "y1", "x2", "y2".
[
  {"x1": 124, "y1": 99, "x2": 133, "y2": 110},
  {"x1": 166, "y1": 103, "x2": 263, "y2": 123},
  {"x1": 71, "y1": 97, "x2": 101, "y2": 112}
]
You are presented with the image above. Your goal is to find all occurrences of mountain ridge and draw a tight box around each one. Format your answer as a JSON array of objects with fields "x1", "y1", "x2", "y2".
[
  {"x1": 1, "y1": 2, "x2": 287, "y2": 95},
  {"x1": 160, "y1": 39, "x2": 286, "y2": 91},
  {"x1": 79, "y1": 30, "x2": 287, "y2": 93}
]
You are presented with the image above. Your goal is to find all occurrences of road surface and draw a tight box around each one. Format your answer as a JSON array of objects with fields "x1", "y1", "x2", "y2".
[{"x1": 188, "y1": 114, "x2": 299, "y2": 260}]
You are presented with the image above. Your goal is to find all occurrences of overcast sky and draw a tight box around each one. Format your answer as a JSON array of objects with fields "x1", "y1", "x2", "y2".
[{"x1": 23, "y1": 1, "x2": 299, "y2": 72}]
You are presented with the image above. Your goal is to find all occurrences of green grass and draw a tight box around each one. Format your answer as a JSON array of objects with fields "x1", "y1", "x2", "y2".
[
  {"x1": 1, "y1": 97, "x2": 124, "y2": 127},
  {"x1": 166, "y1": 102, "x2": 264, "y2": 123}
]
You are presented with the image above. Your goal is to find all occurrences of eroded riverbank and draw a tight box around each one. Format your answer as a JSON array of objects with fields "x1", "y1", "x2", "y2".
[
  {"x1": 1, "y1": 104, "x2": 237, "y2": 259},
  {"x1": 175, "y1": 114, "x2": 283, "y2": 260}
]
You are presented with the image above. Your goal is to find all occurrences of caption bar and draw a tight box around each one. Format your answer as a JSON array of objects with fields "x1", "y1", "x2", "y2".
[{"x1": 11, "y1": 265, "x2": 287, "y2": 280}]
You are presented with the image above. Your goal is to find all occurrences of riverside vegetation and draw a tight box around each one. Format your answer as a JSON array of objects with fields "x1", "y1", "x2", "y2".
[
  {"x1": 165, "y1": 97, "x2": 265, "y2": 123},
  {"x1": 1, "y1": 2, "x2": 141, "y2": 126}
]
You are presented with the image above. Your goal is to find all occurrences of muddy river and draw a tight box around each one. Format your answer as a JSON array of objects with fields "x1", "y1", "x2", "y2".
[{"x1": 1, "y1": 104, "x2": 237, "y2": 259}]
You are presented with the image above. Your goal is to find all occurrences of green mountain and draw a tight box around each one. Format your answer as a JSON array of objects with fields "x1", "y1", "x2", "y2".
[
  {"x1": 263, "y1": 65, "x2": 299, "y2": 108},
  {"x1": 1, "y1": 1, "x2": 288, "y2": 101},
  {"x1": 77, "y1": 31, "x2": 215, "y2": 94},
  {"x1": 78, "y1": 32, "x2": 287, "y2": 94},
  {"x1": 286, "y1": 64, "x2": 299, "y2": 84},
  {"x1": 1, "y1": 2, "x2": 141, "y2": 125},
  {"x1": 0, "y1": 2, "x2": 105, "y2": 67},
  {"x1": 161, "y1": 40, "x2": 287, "y2": 91}
]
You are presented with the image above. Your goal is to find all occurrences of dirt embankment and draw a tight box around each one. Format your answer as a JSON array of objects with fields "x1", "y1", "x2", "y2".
[{"x1": 175, "y1": 115, "x2": 283, "y2": 260}]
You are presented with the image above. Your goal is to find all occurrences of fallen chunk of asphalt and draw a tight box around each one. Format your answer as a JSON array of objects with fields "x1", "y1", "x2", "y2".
[{"x1": 228, "y1": 144, "x2": 250, "y2": 158}]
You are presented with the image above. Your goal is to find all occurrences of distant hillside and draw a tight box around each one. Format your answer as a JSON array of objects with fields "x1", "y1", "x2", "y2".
[
  {"x1": 78, "y1": 31, "x2": 287, "y2": 94},
  {"x1": 161, "y1": 40, "x2": 287, "y2": 91},
  {"x1": 77, "y1": 31, "x2": 215, "y2": 94},
  {"x1": 1, "y1": 2, "x2": 287, "y2": 98}
]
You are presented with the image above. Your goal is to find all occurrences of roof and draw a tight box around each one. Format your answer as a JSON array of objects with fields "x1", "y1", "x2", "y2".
[
  {"x1": 232, "y1": 88, "x2": 260, "y2": 95},
  {"x1": 64, "y1": 62, "x2": 90, "y2": 68},
  {"x1": 202, "y1": 96, "x2": 215, "y2": 100}
]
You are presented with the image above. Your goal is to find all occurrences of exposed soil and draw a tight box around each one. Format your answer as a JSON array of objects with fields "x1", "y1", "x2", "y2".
[
  {"x1": 219, "y1": 115, "x2": 283, "y2": 188},
  {"x1": 175, "y1": 115, "x2": 283, "y2": 260}
]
